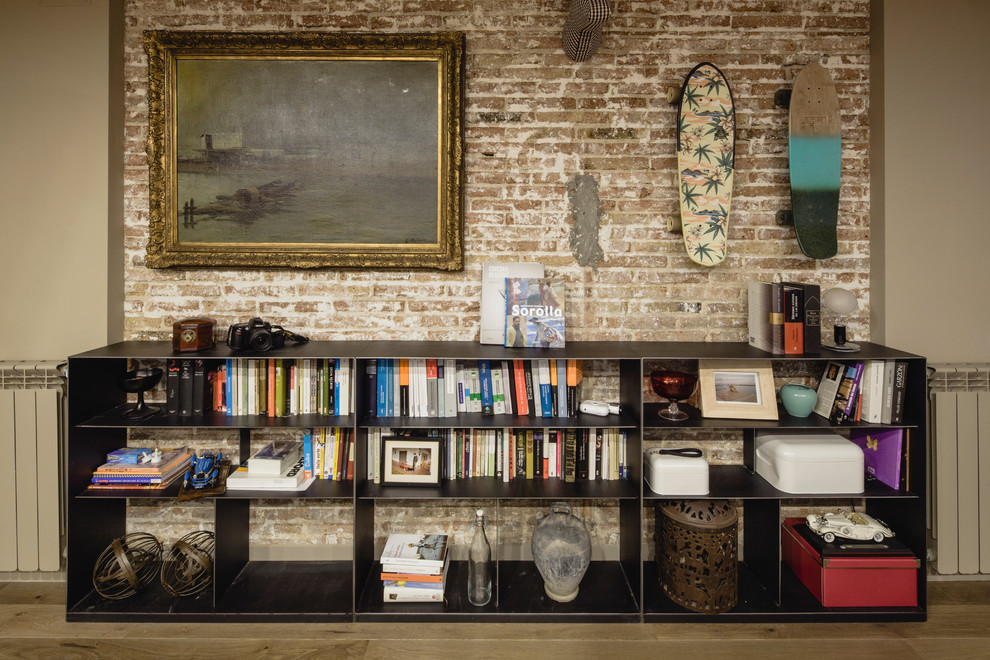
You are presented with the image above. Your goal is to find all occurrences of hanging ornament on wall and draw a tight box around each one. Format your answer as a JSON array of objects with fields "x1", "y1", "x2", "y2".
[{"x1": 562, "y1": 0, "x2": 611, "y2": 62}]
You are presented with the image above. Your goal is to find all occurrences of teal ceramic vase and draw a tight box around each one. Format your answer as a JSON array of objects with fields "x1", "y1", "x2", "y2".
[{"x1": 779, "y1": 382, "x2": 817, "y2": 418}]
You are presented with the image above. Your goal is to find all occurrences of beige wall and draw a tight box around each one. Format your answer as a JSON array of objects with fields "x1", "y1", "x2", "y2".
[
  {"x1": 877, "y1": 0, "x2": 990, "y2": 363},
  {"x1": 0, "y1": 0, "x2": 111, "y2": 361}
]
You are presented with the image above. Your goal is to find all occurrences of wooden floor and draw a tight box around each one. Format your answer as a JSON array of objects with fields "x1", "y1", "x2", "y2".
[{"x1": 2, "y1": 580, "x2": 989, "y2": 659}]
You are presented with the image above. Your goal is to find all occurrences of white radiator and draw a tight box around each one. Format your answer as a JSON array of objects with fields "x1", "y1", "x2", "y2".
[
  {"x1": 929, "y1": 364, "x2": 990, "y2": 576},
  {"x1": 0, "y1": 361, "x2": 65, "y2": 574}
]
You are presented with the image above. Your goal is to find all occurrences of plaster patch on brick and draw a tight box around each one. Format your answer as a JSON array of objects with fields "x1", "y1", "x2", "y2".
[{"x1": 567, "y1": 174, "x2": 605, "y2": 270}]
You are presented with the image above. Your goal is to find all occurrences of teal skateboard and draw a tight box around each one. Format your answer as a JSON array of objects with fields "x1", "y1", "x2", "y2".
[{"x1": 788, "y1": 62, "x2": 840, "y2": 259}]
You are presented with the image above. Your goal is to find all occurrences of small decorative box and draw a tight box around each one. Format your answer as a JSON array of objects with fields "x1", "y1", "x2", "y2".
[
  {"x1": 645, "y1": 448, "x2": 709, "y2": 495},
  {"x1": 755, "y1": 431, "x2": 864, "y2": 494},
  {"x1": 172, "y1": 318, "x2": 216, "y2": 353}
]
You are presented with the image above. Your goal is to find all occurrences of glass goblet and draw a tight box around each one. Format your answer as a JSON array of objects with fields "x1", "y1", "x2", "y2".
[{"x1": 650, "y1": 370, "x2": 697, "y2": 421}]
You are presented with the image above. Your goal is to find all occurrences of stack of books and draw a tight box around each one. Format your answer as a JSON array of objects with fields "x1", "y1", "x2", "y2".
[
  {"x1": 226, "y1": 440, "x2": 313, "y2": 491},
  {"x1": 380, "y1": 533, "x2": 450, "y2": 603},
  {"x1": 90, "y1": 446, "x2": 191, "y2": 489}
]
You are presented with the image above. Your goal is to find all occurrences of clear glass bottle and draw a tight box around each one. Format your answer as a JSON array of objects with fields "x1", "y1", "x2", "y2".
[{"x1": 467, "y1": 508, "x2": 492, "y2": 606}]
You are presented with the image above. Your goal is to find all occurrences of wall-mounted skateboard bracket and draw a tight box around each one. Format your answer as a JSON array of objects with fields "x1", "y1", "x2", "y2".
[
  {"x1": 667, "y1": 215, "x2": 682, "y2": 232},
  {"x1": 666, "y1": 86, "x2": 682, "y2": 104},
  {"x1": 774, "y1": 88, "x2": 792, "y2": 108},
  {"x1": 776, "y1": 210, "x2": 794, "y2": 226}
]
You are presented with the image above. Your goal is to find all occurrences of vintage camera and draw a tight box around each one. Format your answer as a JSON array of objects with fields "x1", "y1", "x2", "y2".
[{"x1": 226, "y1": 317, "x2": 308, "y2": 352}]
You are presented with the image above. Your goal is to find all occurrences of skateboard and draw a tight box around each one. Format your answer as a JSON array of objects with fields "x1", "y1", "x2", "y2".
[
  {"x1": 674, "y1": 62, "x2": 735, "y2": 266},
  {"x1": 788, "y1": 62, "x2": 840, "y2": 259}
]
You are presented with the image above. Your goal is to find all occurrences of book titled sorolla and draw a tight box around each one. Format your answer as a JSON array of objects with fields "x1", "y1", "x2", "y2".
[
  {"x1": 849, "y1": 428, "x2": 904, "y2": 490},
  {"x1": 504, "y1": 278, "x2": 565, "y2": 348}
]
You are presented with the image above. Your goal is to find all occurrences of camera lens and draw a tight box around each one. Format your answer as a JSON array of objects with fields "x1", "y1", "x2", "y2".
[{"x1": 248, "y1": 329, "x2": 272, "y2": 351}]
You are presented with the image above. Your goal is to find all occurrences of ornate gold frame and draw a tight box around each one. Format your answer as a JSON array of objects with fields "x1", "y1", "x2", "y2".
[{"x1": 144, "y1": 31, "x2": 464, "y2": 270}]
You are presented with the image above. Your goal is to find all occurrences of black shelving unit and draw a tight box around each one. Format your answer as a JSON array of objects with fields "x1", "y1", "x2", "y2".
[{"x1": 66, "y1": 340, "x2": 926, "y2": 623}]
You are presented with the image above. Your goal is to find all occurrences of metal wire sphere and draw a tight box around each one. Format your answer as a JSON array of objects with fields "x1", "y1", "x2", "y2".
[
  {"x1": 160, "y1": 530, "x2": 215, "y2": 597},
  {"x1": 92, "y1": 532, "x2": 163, "y2": 600}
]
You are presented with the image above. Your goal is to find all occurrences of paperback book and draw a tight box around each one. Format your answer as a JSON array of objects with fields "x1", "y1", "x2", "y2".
[
  {"x1": 504, "y1": 278, "x2": 565, "y2": 348},
  {"x1": 380, "y1": 533, "x2": 449, "y2": 572},
  {"x1": 225, "y1": 455, "x2": 311, "y2": 490},
  {"x1": 480, "y1": 261, "x2": 544, "y2": 345},
  {"x1": 849, "y1": 428, "x2": 905, "y2": 490}
]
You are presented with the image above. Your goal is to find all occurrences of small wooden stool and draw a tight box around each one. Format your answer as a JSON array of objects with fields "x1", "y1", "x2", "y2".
[{"x1": 655, "y1": 500, "x2": 738, "y2": 613}]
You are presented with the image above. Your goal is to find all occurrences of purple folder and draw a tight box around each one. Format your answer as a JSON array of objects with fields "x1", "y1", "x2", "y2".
[{"x1": 849, "y1": 428, "x2": 904, "y2": 490}]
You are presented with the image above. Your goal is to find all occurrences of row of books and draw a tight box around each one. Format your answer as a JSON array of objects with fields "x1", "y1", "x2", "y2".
[
  {"x1": 380, "y1": 533, "x2": 450, "y2": 603},
  {"x1": 365, "y1": 358, "x2": 585, "y2": 419},
  {"x1": 90, "y1": 446, "x2": 191, "y2": 489},
  {"x1": 814, "y1": 359, "x2": 909, "y2": 424},
  {"x1": 368, "y1": 427, "x2": 629, "y2": 484},
  {"x1": 747, "y1": 281, "x2": 821, "y2": 355},
  {"x1": 166, "y1": 358, "x2": 353, "y2": 418}
]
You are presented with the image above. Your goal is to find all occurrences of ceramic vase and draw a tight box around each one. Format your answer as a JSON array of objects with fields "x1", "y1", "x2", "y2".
[
  {"x1": 531, "y1": 502, "x2": 591, "y2": 603},
  {"x1": 780, "y1": 382, "x2": 817, "y2": 417}
]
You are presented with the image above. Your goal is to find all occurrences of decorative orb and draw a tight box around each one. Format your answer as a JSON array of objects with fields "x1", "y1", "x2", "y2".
[
  {"x1": 160, "y1": 530, "x2": 215, "y2": 597},
  {"x1": 92, "y1": 532, "x2": 163, "y2": 600}
]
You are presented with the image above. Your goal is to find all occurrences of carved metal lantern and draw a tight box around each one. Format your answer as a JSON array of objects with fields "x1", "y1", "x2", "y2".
[{"x1": 655, "y1": 500, "x2": 738, "y2": 613}]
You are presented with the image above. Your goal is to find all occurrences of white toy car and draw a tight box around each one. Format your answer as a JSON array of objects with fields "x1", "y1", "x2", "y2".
[{"x1": 806, "y1": 511, "x2": 894, "y2": 543}]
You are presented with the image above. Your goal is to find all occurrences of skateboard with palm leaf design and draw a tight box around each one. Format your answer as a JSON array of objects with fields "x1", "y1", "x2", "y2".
[{"x1": 675, "y1": 62, "x2": 735, "y2": 266}]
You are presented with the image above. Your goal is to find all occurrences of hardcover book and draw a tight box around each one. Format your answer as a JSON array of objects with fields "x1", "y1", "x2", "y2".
[
  {"x1": 850, "y1": 428, "x2": 904, "y2": 490},
  {"x1": 380, "y1": 533, "x2": 449, "y2": 571},
  {"x1": 480, "y1": 261, "x2": 544, "y2": 345},
  {"x1": 504, "y1": 278, "x2": 565, "y2": 348},
  {"x1": 247, "y1": 441, "x2": 303, "y2": 476},
  {"x1": 226, "y1": 456, "x2": 310, "y2": 490}
]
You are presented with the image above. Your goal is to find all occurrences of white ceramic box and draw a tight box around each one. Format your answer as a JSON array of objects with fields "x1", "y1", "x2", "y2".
[
  {"x1": 645, "y1": 449, "x2": 709, "y2": 495},
  {"x1": 755, "y1": 431, "x2": 864, "y2": 494}
]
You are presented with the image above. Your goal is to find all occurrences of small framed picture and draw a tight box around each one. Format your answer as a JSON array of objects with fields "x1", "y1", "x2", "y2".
[
  {"x1": 698, "y1": 360, "x2": 778, "y2": 420},
  {"x1": 380, "y1": 436, "x2": 443, "y2": 487}
]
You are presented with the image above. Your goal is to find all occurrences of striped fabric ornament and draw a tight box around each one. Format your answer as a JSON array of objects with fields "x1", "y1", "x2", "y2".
[{"x1": 562, "y1": 0, "x2": 611, "y2": 62}]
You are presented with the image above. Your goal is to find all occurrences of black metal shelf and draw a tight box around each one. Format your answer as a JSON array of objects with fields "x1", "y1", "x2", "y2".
[
  {"x1": 65, "y1": 340, "x2": 926, "y2": 623},
  {"x1": 356, "y1": 560, "x2": 639, "y2": 622},
  {"x1": 641, "y1": 465, "x2": 921, "y2": 501},
  {"x1": 359, "y1": 476, "x2": 638, "y2": 500}
]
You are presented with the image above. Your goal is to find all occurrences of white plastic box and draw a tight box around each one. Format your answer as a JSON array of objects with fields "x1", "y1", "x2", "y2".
[
  {"x1": 645, "y1": 449, "x2": 709, "y2": 495},
  {"x1": 755, "y1": 431, "x2": 864, "y2": 494}
]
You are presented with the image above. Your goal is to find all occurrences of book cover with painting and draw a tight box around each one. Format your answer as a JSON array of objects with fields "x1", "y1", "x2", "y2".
[{"x1": 504, "y1": 278, "x2": 565, "y2": 348}]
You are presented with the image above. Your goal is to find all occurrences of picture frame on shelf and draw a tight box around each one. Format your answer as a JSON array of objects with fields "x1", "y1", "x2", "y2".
[
  {"x1": 144, "y1": 30, "x2": 465, "y2": 270},
  {"x1": 380, "y1": 436, "x2": 443, "y2": 487},
  {"x1": 698, "y1": 360, "x2": 779, "y2": 420}
]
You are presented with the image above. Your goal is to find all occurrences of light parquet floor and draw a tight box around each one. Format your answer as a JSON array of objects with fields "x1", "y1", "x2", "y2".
[{"x1": 0, "y1": 580, "x2": 988, "y2": 659}]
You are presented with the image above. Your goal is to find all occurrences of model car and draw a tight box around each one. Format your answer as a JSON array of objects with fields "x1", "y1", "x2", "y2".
[
  {"x1": 184, "y1": 451, "x2": 222, "y2": 489},
  {"x1": 806, "y1": 510, "x2": 894, "y2": 543}
]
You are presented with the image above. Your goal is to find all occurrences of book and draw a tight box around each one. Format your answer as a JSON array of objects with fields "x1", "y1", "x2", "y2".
[
  {"x1": 247, "y1": 441, "x2": 303, "y2": 475},
  {"x1": 783, "y1": 285, "x2": 804, "y2": 354},
  {"x1": 380, "y1": 533, "x2": 449, "y2": 571},
  {"x1": 225, "y1": 456, "x2": 311, "y2": 490},
  {"x1": 480, "y1": 261, "x2": 544, "y2": 345},
  {"x1": 747, "y1": 281, "x2": 775, "y2": 353},
  {"x1": 812, "y1": 361, "x2": 846, "y2": 418},
  {"x1": 504, "y1": 277, "x2": 566, "y2": 348},
  {"x1": 770, "y1": 283, "x2": 785, "y2": 354},
  {"x1": 478, "y1": 360, "x2": 494, "y2": 415},
  {"x1": 850, "y1": 428, "x2": 904, "y2": 490},
  {"x1": 783, "y1": 282, "x2": 821, "y2": 355},
  {"x1": 828, "y1": 362, "x2": 862, "y2": 423},
  {"x1": 94, "y1": 447, "x2": 190, "y2": 475},
  {"x1": 106, "y1": 447, "x2": 152, "y2": 464},
  {"x1": 891, "y1": 361, "x2": 909, "y2": 424},
  {"x1": 881, "y1": 359, "x2": 897, "y2": 424}
]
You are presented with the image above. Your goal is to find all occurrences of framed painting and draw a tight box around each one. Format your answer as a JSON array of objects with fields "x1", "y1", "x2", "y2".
[
  {"x1": 698, "y1": 360, "x2": 779, "y2": 420},
  {"x1": 380, "y1": 436, "x2": 442, "y2": 487},
  {"x1": 144, "y1": 31, "x2": 464, "y2": 270}
]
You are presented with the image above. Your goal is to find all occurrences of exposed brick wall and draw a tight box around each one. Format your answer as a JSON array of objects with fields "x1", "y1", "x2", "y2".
[{"x1": 122, "y1": 0, "x2": 871, "y2": 545}]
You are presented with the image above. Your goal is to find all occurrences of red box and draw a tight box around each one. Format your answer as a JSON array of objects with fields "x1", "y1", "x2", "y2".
[{"x1": 781, "y1": 517, "x2": 919, "y2": 607}]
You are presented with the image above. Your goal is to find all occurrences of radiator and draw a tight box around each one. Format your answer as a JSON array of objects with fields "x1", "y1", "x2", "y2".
[
  {"x1": 0, "y1": 361, "x2": 65, "y2": 575},
  {"x1": 929, "y1": 364, "x2": 990, "y2": 576}
]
